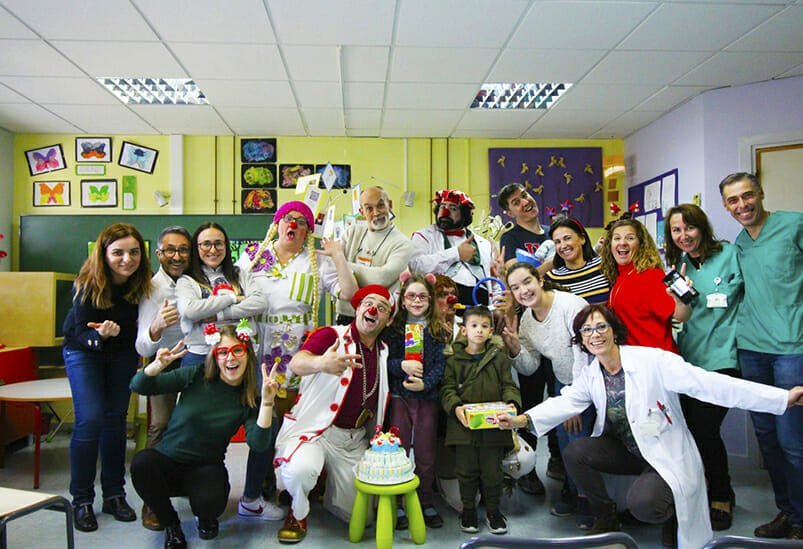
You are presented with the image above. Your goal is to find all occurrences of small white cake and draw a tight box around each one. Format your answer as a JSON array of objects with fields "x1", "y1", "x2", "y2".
[{"x1": 355, "y1": 426, "x2": 415, "y2": 485}]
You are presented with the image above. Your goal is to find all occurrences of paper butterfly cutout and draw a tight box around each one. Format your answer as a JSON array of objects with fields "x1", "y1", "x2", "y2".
[
  {"x1": 33, "y1": 148, "x2": 60, "y2": 171},
  {"x1": 128, "y1": 148, "x2": 149, "y2": 169},
  {"x1": 496, "y1": 155, "x2": 506, "y2": 167},
  {"x1": 81, "y1": 142, "x2": 107, "y2": 160},
  {"x1": 39, "y1": 182, "x2": 64, "y2": 204},
  {"x1": 89, "y1": 185, "x2": 109, "y2": 203}
]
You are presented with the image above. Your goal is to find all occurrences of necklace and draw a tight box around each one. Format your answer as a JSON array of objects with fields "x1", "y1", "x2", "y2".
[
  {"x1": 355, "y1": 226, "x2": 393, "y2": 264},
  {"x1": 354, "y1": 341, "x2": 379, "y2": 428}
]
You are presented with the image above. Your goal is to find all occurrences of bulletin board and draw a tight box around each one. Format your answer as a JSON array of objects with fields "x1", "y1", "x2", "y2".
[{"x1": 626, "y1": 168, "x2": 678, "y2": 251}]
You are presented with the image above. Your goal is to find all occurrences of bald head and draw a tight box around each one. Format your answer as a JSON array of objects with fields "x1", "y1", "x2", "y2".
[{"x1": 360, "y1": 186, "x2": 392, "y2": 231}]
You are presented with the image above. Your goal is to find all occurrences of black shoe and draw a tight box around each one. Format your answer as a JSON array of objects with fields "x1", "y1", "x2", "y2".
[
  {"x1": 789, "y1": 525, "x2": 803, "y2": 540},
  {"x1": 422, "y1": 505, "x2": 443, "y2": 528},
  {"x1": 74, "y1": 503, "x2": 98, "y2": 532},
  {"x1": 586, "y1": 502, "x2": 620, "y2": 536},
  {"x1": 460, "y1": 508, "x2": 478, "y2": 533},
  {"x1": 102, "y1": 495, "x2": 136, "y2": 522},
  {"x1": 197, "y1": 517, "x2": 219, "y2": 540},
  {"x1": 164, "y1": 524, "x2": 187, "y2": 549},
  {"x1": 518, "y1": 471, "x2": 545, "y2": 495},
  {"x1": 486, "y1": 511, "x2": 508, "y2": 535},
  {"x1": 547, "y1": 457, "x2": 566, "y2": 481},
  {"x1": 710, "y1": 505, "x2": 733, "y2": 531},
  {"x1": 755, "y1": 511, "x2": 792, "y2": 538},
  {"x1": 396, "y1": 509, "x2": 408, "y2": 530}
]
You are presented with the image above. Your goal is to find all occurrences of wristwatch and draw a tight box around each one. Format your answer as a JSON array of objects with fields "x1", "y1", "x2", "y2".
[{"x1": 524, "y1": 414, "x2": 535, "y2": 432}]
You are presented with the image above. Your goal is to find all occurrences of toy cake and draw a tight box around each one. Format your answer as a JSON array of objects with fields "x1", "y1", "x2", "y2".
[{"x1": 355, "y1": 426, "x2": 415, "y2": 485}]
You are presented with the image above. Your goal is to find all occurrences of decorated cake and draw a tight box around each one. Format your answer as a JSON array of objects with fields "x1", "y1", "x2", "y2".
[{"x1": 355, "y1": 426, "x2": 415, "y2": 485}]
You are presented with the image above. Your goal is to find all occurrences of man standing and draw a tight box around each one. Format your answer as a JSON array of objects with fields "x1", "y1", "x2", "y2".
[
  {"x1": 337, "y1": 187, "x2": 413, "y2": 325},
  {"x1": 720, "y1": 172, "x2": 802, "y2": 540},
  {"x1": 497, "y1": 183, "x2": 554, "y2": 272},
  {"x1": 274, "y1": 285, "x2": 394, "y2": 543},
  {"x1": 410, "y1": 189, "x2": 494, "y2": 307},
  {"x1": 134, "y1": 225, "x2": 192, "y2": 531}
]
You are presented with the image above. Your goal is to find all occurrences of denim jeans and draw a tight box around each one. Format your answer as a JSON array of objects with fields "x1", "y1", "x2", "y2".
[
  {"x1": 738, "y1": 349, "x2": 803, "y2": 526},
  {"x1": 180, "y1": 351, "x2": 207, "y2": 369},
  {"x1": 63, "y1": 347, "x2": 138, "y2": 505},
  {"x1": 553, "y1": 379, "x2": 595, "y2": 498}
]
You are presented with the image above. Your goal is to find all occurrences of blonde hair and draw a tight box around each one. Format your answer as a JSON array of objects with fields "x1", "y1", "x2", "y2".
[
  {"x1": 248, "y1": 222, "x2": 320, "y2": 329},
  {"x1": 600, "y1": 218, "x2": 663, "y2": 283}
]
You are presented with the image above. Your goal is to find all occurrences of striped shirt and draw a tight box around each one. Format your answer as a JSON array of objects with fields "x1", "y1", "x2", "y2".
[{"x1": 546, "y1": 255, "x2": 610, "y2": 304}]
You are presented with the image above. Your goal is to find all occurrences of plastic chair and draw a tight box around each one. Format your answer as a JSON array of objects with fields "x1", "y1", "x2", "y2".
[
  {"x1": 703, "y1": 535, "x2": 803, "y2": 548},
  {"x1": 349, "y1": 475, "x2": 425, "y2": 549},
  {"x1": 459, "y1": 532, "x2": 639, "y2": 549}
]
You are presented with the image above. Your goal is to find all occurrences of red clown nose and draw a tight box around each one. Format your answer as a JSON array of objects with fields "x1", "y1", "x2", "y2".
[
  {"x1": 446, "y1": 295, "x2": 458, "y2": 305},
  {"x1": 288, "y1": 220, "x2": 298, "y2": 230},
  {"x1": 367, "y1": 306, "x2": 378, "y2": 316}
]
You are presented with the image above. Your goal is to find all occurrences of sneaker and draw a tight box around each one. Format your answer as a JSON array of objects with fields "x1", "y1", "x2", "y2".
[
  {"x1": 755, "y1": 511, "x2": 792, "y2": 538},
  {"x1": 486, "y1": 511, "x2": 508, "y2": 535},
  {"x1": 789, "y1": 525, "x2": 803, "y2": 540},
  {"x1": 238, "y1": 497, "x2": 286, "y2": 521},
  {"x1": 460, "y1": 508, "x2": 479, "y2": 533},
  {"x1": 547, "y1": 456, "x2": 566, "y2": 481},
  {"x1": 518, "y1": 471, "x2": 545, "y2": 495},
  {"x1": 196, "y1": 517, "x2": 219, "y2": 540},
  {"x1": 422, "y1": 505, "x2": 443, "y2": 528},
  {"x1": 395, "y1": 508, "x2": 408, "y2": 530}
]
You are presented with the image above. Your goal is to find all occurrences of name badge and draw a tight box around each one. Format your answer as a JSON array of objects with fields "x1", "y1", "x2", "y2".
[
  {"x1": 356, "y1": 254, "x2": 372, "y2": 266},
  {"x1": 706, "y1": 292, "x2": 728, "y2": 308}
]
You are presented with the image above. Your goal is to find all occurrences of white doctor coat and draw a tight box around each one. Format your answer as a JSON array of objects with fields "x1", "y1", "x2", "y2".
[{"x1": 524, "y1": 345, "x2": 788, "y2": 549}]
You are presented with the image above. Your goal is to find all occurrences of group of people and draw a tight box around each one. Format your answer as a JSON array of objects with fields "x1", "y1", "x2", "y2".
[{"x1": 59, "y1": 173, "x2": 801, "y2": 548}]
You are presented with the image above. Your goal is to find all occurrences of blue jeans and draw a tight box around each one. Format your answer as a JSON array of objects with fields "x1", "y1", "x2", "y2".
[
  {"x1": 554, "y1": 379, "x2": 595, "y2": 498},
  {"x1": 63, "y1": 347, "x2": 138, "y2": 505},
  {"x1": 180, "y1": 351, "x2": 206, "y2": 369},
  {"x1": 739, "y1": 349, "x2": 803, "y2": 526}
]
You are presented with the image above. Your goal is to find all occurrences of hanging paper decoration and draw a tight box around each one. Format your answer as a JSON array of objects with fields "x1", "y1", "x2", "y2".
[
  {"x1": 560, "y1": 200, "x2": 573, "y2": 215},
  {"x1": 610, "y1": 202, "x2": 621, "y2": 215},
  {"x1": 629, "y1": 201, "x2": 641, "y2": 213}
]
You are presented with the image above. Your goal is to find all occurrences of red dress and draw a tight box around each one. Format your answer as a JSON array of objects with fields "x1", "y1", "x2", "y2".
[{"x1": 609, "y1": 263, "x2": 679, "y2": 353}]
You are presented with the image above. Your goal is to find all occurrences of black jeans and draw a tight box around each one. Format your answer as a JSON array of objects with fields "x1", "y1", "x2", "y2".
[
  {"x1": 455, "y1": 445, "x2": 507, "y2": 513},
  {"x1": 563, "y1": 435, "x2": 674, "y2": 524},
  {"x1": 130, "y1": 448, "x2": 230, "y2": 527},
  {"x1": 517, "y1": 358, "x2": 560, "y2": 462},
  {"x1": 680, "y1": 368, "x2": 738, "y2": 503}
]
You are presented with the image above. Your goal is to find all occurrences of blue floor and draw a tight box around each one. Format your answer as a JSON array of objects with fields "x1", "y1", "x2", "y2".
[{"x1": 0, "y1": 431, "x2": 780, "y2": 548}]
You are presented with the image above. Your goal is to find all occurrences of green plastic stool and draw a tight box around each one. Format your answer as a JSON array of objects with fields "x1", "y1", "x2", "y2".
[{"x1": 349, "y1": 476, "x2": 426, "y2": 549}]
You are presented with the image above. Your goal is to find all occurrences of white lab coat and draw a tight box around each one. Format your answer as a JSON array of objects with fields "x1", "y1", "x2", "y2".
[
  {"x1": 524, "y1": 345, "x2": 789, "y2": 549},
  {"x1": 409, "y1": 224, "x2": 494, "y2": 291}
]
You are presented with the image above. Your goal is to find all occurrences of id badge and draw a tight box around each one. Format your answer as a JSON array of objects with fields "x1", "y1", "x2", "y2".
[
  {"x1": 706, "y1": 292, "x2": 728, "y2": 308},
  {"x1": 356, "y1": 254, "x2": 372, "y2": 267}
]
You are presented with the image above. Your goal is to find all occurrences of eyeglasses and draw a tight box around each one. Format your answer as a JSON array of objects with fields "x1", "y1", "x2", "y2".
[
  {"x1": 404, "y1": 292, "x2": 430, "y2": 302},
  {"x1": 159, "y1": 247, "x2": 190, "y2": 257},
  {"x1": 198, "y1": 240, "x2": 226, "y2": 251},
  {"x1": 579, "y1": 323, "x2": 611, "y2": 336},
  {"x1": 362, "y1": 299, "x2": 390, "y2": 315},
  {"x1": 281, "y1": 214, "x2": 309, "y2": 227},
  {"x1": 214, "y1": 343, "x2": 248, "y2": 360}
]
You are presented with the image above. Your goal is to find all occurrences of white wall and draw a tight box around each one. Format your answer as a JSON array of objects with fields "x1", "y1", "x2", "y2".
[{"x1": 0, "y1": 128, "x2": 12, "y2": 272}]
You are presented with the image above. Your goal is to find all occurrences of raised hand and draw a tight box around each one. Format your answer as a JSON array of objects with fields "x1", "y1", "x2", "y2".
[
  {"x1": 261, "y1": 361, "x2": 280, "y2": 405},
  {"x1": 150, "y1": 299, "x2": 179, "y2": 341},
  {"x1": 501, "y1": 314, "x2": 521, "y2": 356},
  {"x1": 458, "y1": 235, "x2": 475, "y2": 262},
  {"x1": 401, "y1": 359, "x2": 423, "y2": 378},
  {"x1": 318, "y1": 237, "x2": 344, "y2": 258},
  {"x1": 87, "y1": 320, "x2": 120, "y2": 339},
  {"x1": 156, "y1": 340, "x2": 188, "y2": 368},
  {"x1": 318, "y1": 339, "x2": 362, "y2": 375},
  {"x1": 491, "y1": 245, "x2": 506, "y2": 277}
]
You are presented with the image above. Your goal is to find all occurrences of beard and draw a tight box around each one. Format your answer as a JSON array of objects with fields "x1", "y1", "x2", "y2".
[
  {"x1": 437, "y1": 216, "x2": 461, "y2": 230},
  {"x1": 369, "y1": 215, "x2": 389, "y2": 231}
]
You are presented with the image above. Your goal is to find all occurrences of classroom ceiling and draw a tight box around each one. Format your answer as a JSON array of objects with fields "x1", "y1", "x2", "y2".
[{"x1": 0, "y1": 0, "x2": 802, "y2": 139}]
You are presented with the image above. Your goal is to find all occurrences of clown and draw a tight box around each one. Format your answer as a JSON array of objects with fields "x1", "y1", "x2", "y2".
[
  {"x1": 235, "y1": 200, "x2": 357, "y2": 521},
  {"x1": 273, "y1": 285, "x2": 394, "y2": 543},
  {"x1": 409, "y1": 189, "x2": 494, "y2": 307}
]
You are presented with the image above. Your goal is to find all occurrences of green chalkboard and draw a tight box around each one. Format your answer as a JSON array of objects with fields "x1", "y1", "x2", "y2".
[{"x1": 20, "y1": 214, "x2": 274, "y2": 274}]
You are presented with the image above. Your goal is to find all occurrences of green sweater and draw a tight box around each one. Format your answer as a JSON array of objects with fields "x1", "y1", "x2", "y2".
[
  {"x1": 130, "y1": 364, "x2": 273, "y2": 465},
  {"x1": 441, "y1": 336, "x2": 521, "y2": 448}
]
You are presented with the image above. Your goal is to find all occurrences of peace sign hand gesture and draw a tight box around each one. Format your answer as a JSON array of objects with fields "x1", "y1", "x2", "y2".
[{"x1": 261, "y1": 361, "x2": 280, "y2": 406}]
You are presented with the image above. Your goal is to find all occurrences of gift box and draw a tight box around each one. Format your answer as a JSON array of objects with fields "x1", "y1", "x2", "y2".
[
  {"x1": 464, "y1": 401, "x2": 516, "y2": 430},
  {"x1": 404, "y1": 323, "x2": 423, "y2": 362}
]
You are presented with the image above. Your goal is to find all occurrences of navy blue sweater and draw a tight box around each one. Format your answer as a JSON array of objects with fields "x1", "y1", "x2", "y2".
[{"x1": 386, "y1": 326, "x2": 446, "y2": 401}]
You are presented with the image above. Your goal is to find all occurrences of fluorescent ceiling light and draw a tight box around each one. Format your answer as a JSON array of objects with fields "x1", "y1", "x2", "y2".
[
  {"x1": 471, "y1": 82, "x2": 571, "y2": 110},
  {"x1": 97, "y1": 78, "x2": 209, "y2": 105}
]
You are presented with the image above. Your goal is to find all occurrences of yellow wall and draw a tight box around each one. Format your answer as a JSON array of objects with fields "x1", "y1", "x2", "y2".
[{"x1": 11, "y1": 134, "x2": 623, "y2": 269}]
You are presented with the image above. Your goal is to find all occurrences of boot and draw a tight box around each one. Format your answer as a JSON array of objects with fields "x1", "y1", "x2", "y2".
[{"x1": 585, "y1": 501, "x2": 620, "y2": 535}]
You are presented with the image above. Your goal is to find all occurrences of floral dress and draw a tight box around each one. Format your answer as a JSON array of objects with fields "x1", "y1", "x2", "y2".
[{"x1": 237, "y1": 242, "x2": 340, "y2": 398}]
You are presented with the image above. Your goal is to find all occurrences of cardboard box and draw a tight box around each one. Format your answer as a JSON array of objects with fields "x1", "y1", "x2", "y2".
[{"x1": 465, "y1": 401, "x2": 516, "y2": 430}]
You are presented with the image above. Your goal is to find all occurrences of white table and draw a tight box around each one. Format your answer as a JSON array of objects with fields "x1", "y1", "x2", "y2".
[
  {"x1": 0, "y1": 378, "x2": 72, "y2": 489},
  {"x1": 0, "y1": 487, "x2": 74, "y2": 549}
]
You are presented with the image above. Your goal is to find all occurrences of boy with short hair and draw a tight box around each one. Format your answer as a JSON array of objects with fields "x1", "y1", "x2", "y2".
[{"x1": 441, "y1": 306, "x2": 521, "y2": 535}]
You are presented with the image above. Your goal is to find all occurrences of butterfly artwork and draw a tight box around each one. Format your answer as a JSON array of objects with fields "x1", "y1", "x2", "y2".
[
  {"x1": 76, "y1": 137, "x2": 112, "y2": 162},
  {"x1": 81, "y1": 179, "x2": 117, "y2": 207},
  {"x1": 25, "y1": 144, "x2": 66, "y2": 176},
  {"x1": 33, "y1": 181, "x2": 70, "y2": 206},
  {"x1": 119, "y1": 141, "x2": 158, "y2": 173}
]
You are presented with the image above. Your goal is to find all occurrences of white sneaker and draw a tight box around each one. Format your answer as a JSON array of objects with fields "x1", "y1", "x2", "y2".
[{"x1": 238, "y1": 497, "x2": 285, "y2": 521}]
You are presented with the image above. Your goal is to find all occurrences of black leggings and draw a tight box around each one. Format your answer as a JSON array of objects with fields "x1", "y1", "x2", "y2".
[
  {"x1": 517, "y1": 359, "x2": 561, "y2": 460},
  {"x1": 130, "y1": 448, "x2": 230, "y2": 527}
]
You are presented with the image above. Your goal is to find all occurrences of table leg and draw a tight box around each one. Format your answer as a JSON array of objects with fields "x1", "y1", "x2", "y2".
[
  {"x1": 0, "y1": 401, "x2": 6, "y2": 468},
  {"x1": 33, "y1": 403, "x2": 41, "y2": 489},
  {"x1": 376, "y1": 495, "x2": 393, "y2": 549}
]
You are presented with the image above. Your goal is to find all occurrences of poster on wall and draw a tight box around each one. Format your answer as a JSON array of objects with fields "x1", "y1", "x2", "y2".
[
  {"x1": 279, "y1": 164, "x2": 314, "y2": 189},
  {"x1": 241, "y1": 189, "x2": 276, "y2": 214},
  {"x1": 33, "y1": 181, "x2": 70, "y2": 206},
  {"x1": 488, "y1": 147, "x2": 603, "y2": 227},
  {"x1": 119, "y1": 141, "x2": 159, "y2": 174},
  {"x1": 25, "y1": 144, "x2": 67, "y2": 176},
  {"x1": 241, "y1": 138, "x2": 277, "y2": 163},
  {"x1": 241, "y1": 163, "x2": 276, "y2": 189},
  {"x1": 81, "y1": 179, "x2": 118, "y2": 208},
  {"x1": 75, "y1": 137, "x2": 112, "y2": 163},
  {"x1": 315, "y1": 163, "x2": 351, "y2": 190}
]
